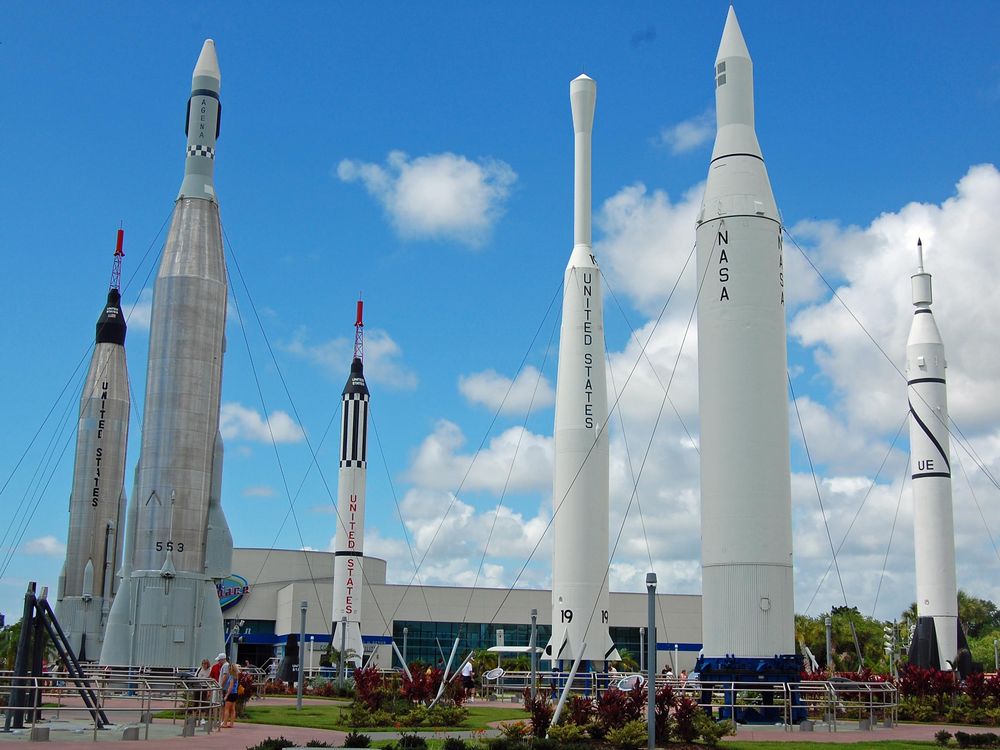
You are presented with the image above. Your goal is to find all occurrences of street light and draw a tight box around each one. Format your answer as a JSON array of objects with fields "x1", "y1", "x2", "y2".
[{"x1": 646, "y1": 573, "x2": 656, "y2": 750}]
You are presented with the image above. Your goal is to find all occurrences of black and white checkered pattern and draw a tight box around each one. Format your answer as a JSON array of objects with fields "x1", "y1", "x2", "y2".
[{"x1": 187, "y1": 144, "x2": 215, "y2": 159}]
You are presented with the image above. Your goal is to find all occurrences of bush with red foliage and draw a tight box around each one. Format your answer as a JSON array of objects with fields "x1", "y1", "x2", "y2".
[
  {"x1": 401, "y1": 666, "x2": 441, "y2": 705},
  {"x1": 565, "y1": 694, "x2": 594, "y2": 726},
  {"x1": 965, "y1": 672, "x2": 989, "y2": 708},
  {"x1": 522, "y1": 688, "x2": 554, "y2": 737},
  {"x1": 654, "y1": 683, "x2": 677, "y2": 742},
  {"x1": 898, "y1": 664, "x2": 958, "y2": 698},
  {"x1": 673, "y1": 696, "x2": 700, "y2": 743},
  {"x1": 353, "y1": 665, "x2": 385, "y2": 710},
  {"x1": 596, "y1": 686, "x2": 643, "y2": 731}
]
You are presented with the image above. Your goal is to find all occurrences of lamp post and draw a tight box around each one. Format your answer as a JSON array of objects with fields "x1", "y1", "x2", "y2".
[
  {"x1": 402, "y1": 627, "x2": 408, "y2": 667},
  {"x1": 296, "y1": 601, "x2": 307, "y2": 710},
  {"x1": 530, "y1": 608, "x2": 538, "y2": 699},
  {"x1": 309, "y1": 635, "x2": 315, "y2": 679},
  {"x1": 646, "y1": 573, "x2": 656, "y2": 750}
]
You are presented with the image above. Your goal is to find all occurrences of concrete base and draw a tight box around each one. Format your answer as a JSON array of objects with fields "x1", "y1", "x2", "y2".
[{"x1": 28, "y1": 727, "x2": 49, "y2": 742}]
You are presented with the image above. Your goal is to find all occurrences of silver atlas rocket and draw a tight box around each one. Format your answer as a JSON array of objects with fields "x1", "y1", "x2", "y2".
[
  {"x1": 695, "y1": 8, "x2": 795, "y2": 668},
  {"x1": 332, "y1": 300, "x2": 370, "y2": 667},
  {"x1": 102, "y1": 40, "x2": 233, "y2": 667},
  {"x1": 56, "y1": 230, "x2": 130, "y2": 661},
  {"x1": 906, "y1": 239, "x2": 967, "y2": 672},
  {"x1": 544, "y1": 74, "x2": 619, "y2": 668}
]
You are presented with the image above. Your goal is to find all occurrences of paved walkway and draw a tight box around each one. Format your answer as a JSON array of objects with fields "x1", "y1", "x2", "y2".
[{"x1": 0, "y1": 695, "x2": 984, "y2": 747}]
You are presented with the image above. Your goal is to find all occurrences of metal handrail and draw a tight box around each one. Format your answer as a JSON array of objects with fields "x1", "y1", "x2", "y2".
[{"x1": 0, "y1": 672, "x2": 224, "y2": 740}]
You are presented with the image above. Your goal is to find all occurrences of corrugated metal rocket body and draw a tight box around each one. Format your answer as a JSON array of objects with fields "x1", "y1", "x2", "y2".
[
  {"x1": 695, "y1": 7, "x2": 794, "y2": 658},
  {"x1": 101, "y1": 40, "x2": 232, "y2": 667},
  {"x1": 332, "y1": 354, "x2": 369, "y2": 666},
  {"x1": 545, "y1": 75, "x2": 619, "y2": 667},
  {"x1": 907, "y1": 242, "x2": 961, "y2": 670},
  {"x1": 56, "y1": 287, "x2": 130, "y2": 660}
]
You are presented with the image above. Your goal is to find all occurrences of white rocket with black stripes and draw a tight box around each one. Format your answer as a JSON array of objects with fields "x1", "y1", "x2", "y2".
[
  {"x1": 332, "y1": 311, "x2": 369, "y2": 667},
  {"x1": 907, "y1": 239, "x2": 964, "y2": 671},
  {"x1": 695, "y1": 7, "x2": 795, "y2": 661}
]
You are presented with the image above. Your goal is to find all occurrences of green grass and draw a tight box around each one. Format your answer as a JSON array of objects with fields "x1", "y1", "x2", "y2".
[
  {"x1": 238, "y1": 702, "x2": 528, "y2": 732},
  {"x1": 723, "y1": 742, "x2": 937, "y2": 749}
]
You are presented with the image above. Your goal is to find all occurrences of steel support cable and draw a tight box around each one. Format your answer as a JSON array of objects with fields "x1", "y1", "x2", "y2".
[
  {"x1": 804, "y1": 412, "x2": 909, "y2": 614},
  {"x1": 222, "y1": 227, "x2": 330, "y2": 626},
  {"x1": 0, "y1": 397, "x2": 80, "y2": 579},
  {"x1": 784, "y1": 227, "x2": 1000, "y2": 496},
  {"x1": 366, "y1": 408, "x2": 436, "y2": 627},
  {"x1": 871, "y1": 462, "x2": 909, "y2": 618},
  {"x1": 587, "y1": 259, "x2": 706, "y2": 663},
  {"x1": 954, "y1": 447, "x2": 1000, "y2": 566},
  {"x1": 220, "y1": 228, "x2": 397, "y2": 641},
  {"x1": 482, "y1": 239, "x2": 701, "y2": 629},
  {"x1": 458, "y1": 300, "x2": 561, "y2": 628},
  {"x1": 379, "y1": 280, "x2": 564, "y2": 632},
  {"x1": 0, "y1": 211, "x2": 170, "y2": 581},
  {"x1": 601, "y1": 271, "x2": 699, "y2": 456},
  {"x1": 788, "y1": 374, "x2": 851, "y2": 609}
]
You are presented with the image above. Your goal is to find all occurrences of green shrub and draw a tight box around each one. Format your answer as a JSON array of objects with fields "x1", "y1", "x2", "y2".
[
  {"x1": 605, "y1": 719, "x2": 647, "y2": 750},
  {"x1": 499, "y1": 721, "x2": 532, "y2": 741},
  {"x1": 396, "y1": 733, "x2": 428, "y2": 750},
  {"x1": 400, "y1": 705, "x2": 429, "y2": 726},
  {"x1": 528, "y1": 738, "x2": 557, "y2": 750},
  {"x1": 343, "y1": 731, "x2": 371, "y2": 748},
  {"x1": 695, "y1": 715, "x2": 735, "y2": 748},
  {"x1": 488, "y1": 737, "x2": 530, "y2": 750},
  {"x1": 546, "y1": 723, "x2": 586, "y2": 743},
  {"x1": 304, "y1": 742, "x2": 334, "y2": 748},
  {"x1": 245, "y1": 738, "x2": 295, "y2": 750},
  {"x1": 428, "y1": 704, "x2": 468, "y2": 727},
  {"x1": 443, "y1": 738, "x2": 468, "y2": 750},
  {"x1": 935, "y1": 730, "x2": 953, "y2": 747}
]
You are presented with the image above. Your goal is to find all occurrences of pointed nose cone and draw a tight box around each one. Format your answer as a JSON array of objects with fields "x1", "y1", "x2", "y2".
[
  {"x1": 193, "y1": 39, "x2": 221, "y2": 85},
  {"x1": 570, "y1": 74, "x2": 596, "y2": 135},
  {"x1": 82, "y1": 560, "x2": 95, "y2": 600},
  {"x1": 717, "y1": 6, "x2": 751, "y2": 64}
]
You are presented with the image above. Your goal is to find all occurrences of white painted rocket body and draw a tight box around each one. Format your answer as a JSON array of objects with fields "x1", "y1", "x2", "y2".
[
  {"x1": 56, "y1": 241, "x2": 130, "y2": 661},
  {"x1": 907, "y1": 240, "x2": 962, "y2": 671},
  {"x1": 332, "y1": 302, "x2": 369, "y2": 667},
  {"x1": 101, "y1": 40, "x2": 232, "y2": 667},
  {"x1": 544, "y1": 74, "x2": 619, "y2": 667},
  {"x1": 695, "y1": 7, "x2": 795, "y2": 659}
]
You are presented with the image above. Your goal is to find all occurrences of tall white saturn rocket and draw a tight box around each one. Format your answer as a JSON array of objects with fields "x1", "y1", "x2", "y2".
[
  {"x1": 695, "y1": 7, "x2": 795, "y2": 669},
  {"x1": 332, "y1": 300, "x2": 369, "y2": 667},
  {"x1": 906, "y1": 239, "x2": 967, "y2": 672},
  {"x1": 544, "y1": 74, "x2": 619, "y2": 668},
  {"x1": 56, "y1": 230, "x2": 130, "y2": 661},
  {"x1": 102, "y1": 40, "x2": 233, "y2": 667}
]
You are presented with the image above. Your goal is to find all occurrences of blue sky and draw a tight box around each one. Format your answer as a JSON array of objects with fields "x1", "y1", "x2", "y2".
[{"x1": 3, "y1": 1, "x2": 1000, "y2": 629}]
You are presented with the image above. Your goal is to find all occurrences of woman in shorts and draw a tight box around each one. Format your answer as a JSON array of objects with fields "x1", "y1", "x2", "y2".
[{"x1": 222, "y1": 662, "x2": 241, "y2": 728}]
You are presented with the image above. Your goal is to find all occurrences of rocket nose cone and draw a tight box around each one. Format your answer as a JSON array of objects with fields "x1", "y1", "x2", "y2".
[
  {"x1": 193, "y1": 39, "x2": 221, "y2": 84},
  {"x1": 343, "y1": 357, "x2": 369, "y2": 396},
  {"x1": 570, "y1": 74, "x2": 596, "y2": 134},
  {"x1": 717, "y1": 6, "x2": 751, "y2": 63}
]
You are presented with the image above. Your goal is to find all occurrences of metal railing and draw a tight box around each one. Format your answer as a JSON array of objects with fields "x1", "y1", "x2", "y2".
[
  {"x1": 471, "y1": 669, "x2": 897, "y2": 730},
  {"x1": 0, "y1": 670, "x2": 224, "y2": 740}
]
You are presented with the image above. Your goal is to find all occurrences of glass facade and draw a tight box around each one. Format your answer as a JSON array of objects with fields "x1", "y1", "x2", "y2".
[{"x1": 391, "y1": 620, "x2": 644, "y2": 669}]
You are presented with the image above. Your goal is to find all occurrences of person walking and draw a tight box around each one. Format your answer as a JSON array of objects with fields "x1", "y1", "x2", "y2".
[
  {"x1": 221, "y1": 661, "x2": 241, "y2": 728},
  {"x1": 195, "y1": 658, "x2": 213, "y2": 725}
]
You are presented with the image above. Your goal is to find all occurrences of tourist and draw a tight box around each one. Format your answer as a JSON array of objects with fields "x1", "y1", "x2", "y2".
[
  {"x1": 222, "y1": 662, "x2": 241, "y2": 728},
  {"x1": 195, "y1": 658, "x2": 212, "y2": 725}
]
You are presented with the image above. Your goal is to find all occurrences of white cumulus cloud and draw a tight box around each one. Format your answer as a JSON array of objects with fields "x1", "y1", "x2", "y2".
[
  {"x1": 24, "y1": 536, "x2": 66, "y2": 557},
  {"x1": 243, "y1": 485, "x2": 276, "y2": 498},
  {"x1": 658, "y1": 109, "x2": 715, "y2": 154},
  {"x1": 284, "y1": 327, "x2": 417, "y2": 390},
  {"x1": 459, "y1": 366, "x2": 555, "y2": 415},
  {"x1": 337, "y1": 151, "x2": 516, "y2": 246},
  {"x1": 220, "y1": 403, "x2": 305, "y2": 444}
]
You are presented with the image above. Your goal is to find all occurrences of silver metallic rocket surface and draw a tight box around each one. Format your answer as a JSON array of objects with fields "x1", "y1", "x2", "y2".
[
  {"x1": 906, "y1": 240, "x2": 963, "y2": 671},
  {"x1": 56, "y1": 241, "x2": 130, "y2": 661},
  {"x1": 332, "y1": 301, "x2": 369, "y2": 667},
  {"x1": 544, "y1": 74, "x2": 619, "y2": 666},
  {"x1": 102, "y1": 40, "x2": 233, "y2": 667},
  {"x1": 695, "y1": 7, "x2": 795, "y2": 659}
]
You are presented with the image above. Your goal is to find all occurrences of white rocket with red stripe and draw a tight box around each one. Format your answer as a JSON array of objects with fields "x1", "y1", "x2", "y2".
[{"x1": 332, "y1": 300, "x2": 369, "y2": 666}]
